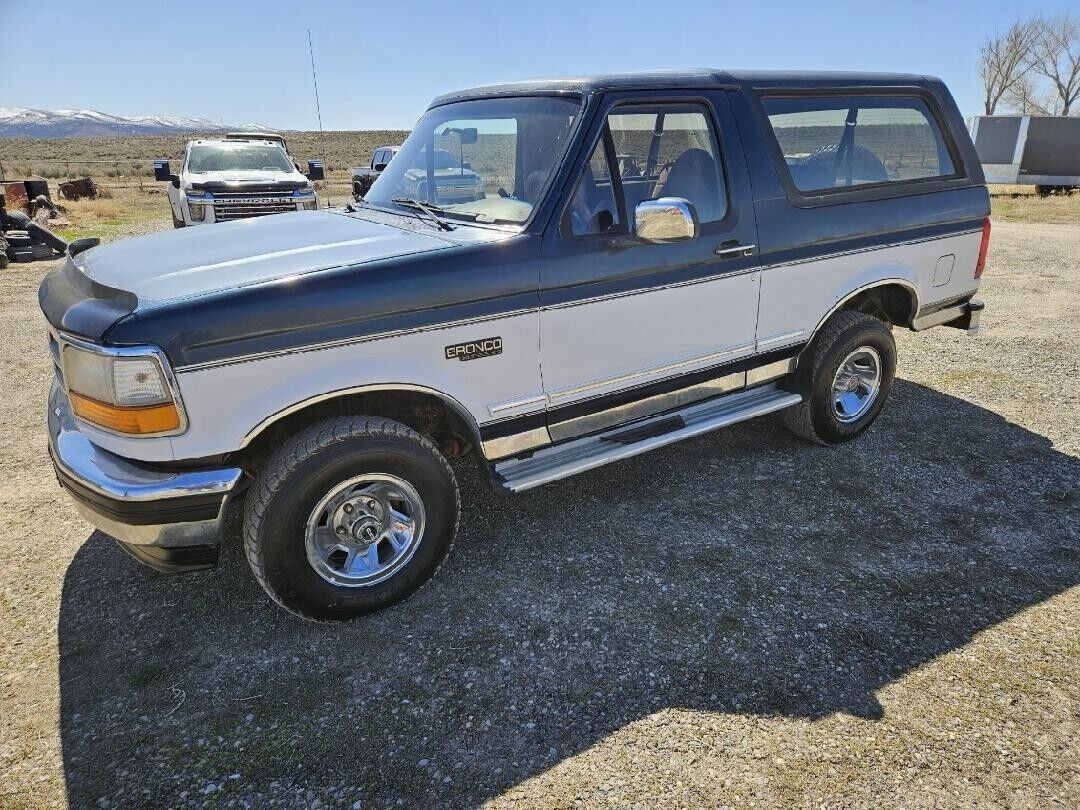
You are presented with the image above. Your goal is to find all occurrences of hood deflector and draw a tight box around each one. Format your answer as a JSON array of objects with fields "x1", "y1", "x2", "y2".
[{"x1": 38, "y1": 256, "x2": 137, "y2": 340}]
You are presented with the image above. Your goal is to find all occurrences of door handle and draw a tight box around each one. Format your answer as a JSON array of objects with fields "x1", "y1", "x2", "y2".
[{"x1": 715, "y1": 241, "x2": 756, "y2": 259}]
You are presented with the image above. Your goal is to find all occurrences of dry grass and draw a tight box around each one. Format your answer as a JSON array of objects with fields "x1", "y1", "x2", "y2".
[
  {"x1": 61, "y1": 198, "x2": 124, "y2": 221},
  {"x1": 0, "y1": 130, "x2": 409, "y2": 178},
  {"x1": 990, "y1": 188, "x2": 1080, "y2": 224},
  {"x1": 50, "y1": 185, "x2": 171, "y2": 243}
]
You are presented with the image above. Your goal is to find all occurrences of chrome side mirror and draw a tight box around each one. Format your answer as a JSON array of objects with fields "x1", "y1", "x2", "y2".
[{"x1": 634, "y1": 197, "x2": 699, "y2": 243}]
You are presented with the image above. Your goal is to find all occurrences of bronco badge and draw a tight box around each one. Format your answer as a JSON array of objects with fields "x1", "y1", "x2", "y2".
[{"x1": 445, "y1": 337, "x2": 503, "y2": 362}]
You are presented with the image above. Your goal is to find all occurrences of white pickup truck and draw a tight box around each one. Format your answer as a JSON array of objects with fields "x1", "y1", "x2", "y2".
[{"x1": 154, "y1": 135, "x2": 325, "y2": 227}]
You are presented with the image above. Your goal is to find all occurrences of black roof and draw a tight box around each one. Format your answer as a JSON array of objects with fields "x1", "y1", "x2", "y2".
[{"x1": 431, "y1": 69, "x2": 940, "y2": 106}]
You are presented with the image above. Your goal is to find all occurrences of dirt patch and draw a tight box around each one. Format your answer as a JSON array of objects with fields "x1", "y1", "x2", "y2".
[{"x1": 0, "y1": 222, "x2": 1076, "y2": 808}]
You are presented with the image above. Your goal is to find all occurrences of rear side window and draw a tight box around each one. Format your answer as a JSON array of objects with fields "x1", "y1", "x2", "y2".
[{"x1": 761, "y1": 95, "x2": 957, "y2": 193}]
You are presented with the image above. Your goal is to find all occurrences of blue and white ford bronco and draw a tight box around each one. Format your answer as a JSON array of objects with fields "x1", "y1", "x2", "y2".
[{"x1": 41, "y1": 71, "x2": 990, "y2": 621}]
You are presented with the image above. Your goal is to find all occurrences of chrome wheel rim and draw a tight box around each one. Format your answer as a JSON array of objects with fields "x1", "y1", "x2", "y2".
[
  {"x1": 304, "y1": 473, "x2": 426, "y2": 588},
  {"x1": 830, "y1": 346, "x2": 882, "y2": 424}
]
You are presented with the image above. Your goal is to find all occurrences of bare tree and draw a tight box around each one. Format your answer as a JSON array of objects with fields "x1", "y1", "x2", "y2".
[
  {"x1": 1004, "y1": 74, "x2": 1056, "y2": 115},
  {"x1": 1028, "y1": 14, "x2": 1080, "y2": 115},
  {"x1": 981, "y1": 21, "x2": 1039, "y2": 114}
]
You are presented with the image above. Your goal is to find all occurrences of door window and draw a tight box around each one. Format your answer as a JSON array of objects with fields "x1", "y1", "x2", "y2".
[
  {"x1": 567, "y1": 137, "x2": 622, "y2": 236},
  {"x1": 567, "y1": 103, "x2": 727, "y2": 236}
]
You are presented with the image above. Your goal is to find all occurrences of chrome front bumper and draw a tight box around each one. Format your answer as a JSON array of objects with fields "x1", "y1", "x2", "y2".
[{"x1": 47, "y1": 380, "x2": 243, "y2": 571}]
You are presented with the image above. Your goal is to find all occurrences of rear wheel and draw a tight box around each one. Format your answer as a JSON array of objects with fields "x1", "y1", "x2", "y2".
[
  {"x1": 783, "y1": 311, "x2": 896, "y2": 444},
  {"x1": 244, "y1": 416, "x2": 460, "y2": 621}
]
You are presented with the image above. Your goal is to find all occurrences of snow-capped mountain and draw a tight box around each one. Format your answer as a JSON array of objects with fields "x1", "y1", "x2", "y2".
[{"x1": 0, "y1": 107, "x2": 277, "y2": 138}]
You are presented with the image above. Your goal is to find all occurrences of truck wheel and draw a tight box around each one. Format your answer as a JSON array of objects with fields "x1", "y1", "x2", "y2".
[
  {"x1": 782, "y1": 311, "x2": 896, "y2": 445},
  {"x1": 243, "y1": 416, "x2": 460, "y2": 621}
]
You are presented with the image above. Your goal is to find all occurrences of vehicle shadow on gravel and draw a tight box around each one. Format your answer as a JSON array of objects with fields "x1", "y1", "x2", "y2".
[{"x1": 55, "y1": 380, "x2": 1078, "y2": 807}]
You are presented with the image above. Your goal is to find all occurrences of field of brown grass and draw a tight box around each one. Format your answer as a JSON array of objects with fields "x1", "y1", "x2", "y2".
[
  {"x1": 988, "y1": 185, "x2": 1080, "y2": 224},
  {"x1": 0, "y1": 130, "x2": 409, "y2": 179}
]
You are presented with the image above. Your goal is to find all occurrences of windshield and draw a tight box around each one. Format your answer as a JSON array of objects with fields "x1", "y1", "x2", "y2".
[
  {"x1": 187, "y1": 143, "x2": 295, "y2": 174},
  {"x1": 365, "y1": 96, "x2": 582, "y2": 226}
]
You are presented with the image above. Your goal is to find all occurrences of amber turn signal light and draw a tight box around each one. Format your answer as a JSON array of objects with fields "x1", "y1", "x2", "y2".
[{"x1": 69, "y1": 392, "x2": 181, "y2": 434}]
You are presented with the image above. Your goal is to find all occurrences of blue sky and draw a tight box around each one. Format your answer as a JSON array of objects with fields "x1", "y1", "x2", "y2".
[{"x1": 2, "y1": 0, "x2": 1075, "y2": 129}]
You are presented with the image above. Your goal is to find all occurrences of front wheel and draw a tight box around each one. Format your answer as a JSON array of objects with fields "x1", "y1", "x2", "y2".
[
  {"x1": 243, "y1": 416, "x2": 460, "y2": 621},
  {"x1": 783, "y1": 311, "x2": 896, "y2": 444}
]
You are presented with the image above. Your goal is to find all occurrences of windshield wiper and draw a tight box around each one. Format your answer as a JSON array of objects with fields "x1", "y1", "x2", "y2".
[{"x1": 391, "y1": 198, "x2": 455, "y2": 231}]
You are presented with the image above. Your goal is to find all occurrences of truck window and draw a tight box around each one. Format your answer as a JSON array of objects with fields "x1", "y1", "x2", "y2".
[
  {"x1": 568, "y1": 103, "x2": 727, "y2": 237},
  {"x1": 187, "y1": 143, "x2": 295, "y2": 174},
  {"x1": 365, "y1": 96, "x2": 580, "y2": 226},
  {"x1": 761, "y1": 95, "x2": 957, "y2": 192},
  {"x1": 567, "y1": 137, "x2": 622, "y2": 236}
]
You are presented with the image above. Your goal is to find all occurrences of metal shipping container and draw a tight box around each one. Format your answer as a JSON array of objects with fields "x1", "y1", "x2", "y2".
[{"x1": 968, "y1": 115, "x2": 1080, "y2": 193}]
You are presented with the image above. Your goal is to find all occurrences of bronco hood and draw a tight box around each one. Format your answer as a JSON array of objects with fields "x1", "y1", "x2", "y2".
[
  {"x1": 40, "y1": 211, "x2": 455, "y2": 339},
  {"x1": 78, "y1": 211, "x2": 454, "y2": 303}
]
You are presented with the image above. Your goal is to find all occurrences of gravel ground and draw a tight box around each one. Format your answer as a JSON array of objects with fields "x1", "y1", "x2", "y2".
[{"x1": 0, "y1": 221, "x2": 1077, "y2": 809}]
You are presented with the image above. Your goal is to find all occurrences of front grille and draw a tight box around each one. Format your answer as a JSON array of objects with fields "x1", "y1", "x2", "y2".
[
  {"x1": 210, "y1": 192, "x2": 298, "y2": 221},
  {"x1": 192, "y1": 182, "x2": 303, "y2": 194},
  {"x1": 435, "y1": 182, "x2": 477, "y2": 200}
]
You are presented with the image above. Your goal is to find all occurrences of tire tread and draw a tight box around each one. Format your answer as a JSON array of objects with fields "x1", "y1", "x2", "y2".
[
  {"x1": 782, "y1": 310, "x2": 886, "y2": 444},
  {"x1": 243, "y1": 416, "x2": 460, "y2": 622}
]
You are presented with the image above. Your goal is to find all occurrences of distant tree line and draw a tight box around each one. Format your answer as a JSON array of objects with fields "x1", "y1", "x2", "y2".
[{"x1": 981, "y1": 13, "x2": 1080, "y2": 115}]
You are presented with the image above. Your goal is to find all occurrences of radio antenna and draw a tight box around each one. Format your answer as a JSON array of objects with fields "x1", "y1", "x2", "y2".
[
  {"x1": 307, "y1": 28, "x2": 326, "y2": 158},
  {"x1": 308, "y1": 28, "x2": 328, "y2": 206}
]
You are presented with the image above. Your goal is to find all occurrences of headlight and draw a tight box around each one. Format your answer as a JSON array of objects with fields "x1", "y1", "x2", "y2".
[
  {"x1": 61, "y1": 343, "x2": 184, "y2": 435},
  {"x1": 187, "y1": 199, "x2": 207, "y2": 221}
]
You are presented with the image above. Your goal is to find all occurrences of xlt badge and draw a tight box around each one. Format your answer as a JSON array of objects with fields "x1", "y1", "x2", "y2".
[{"x1": 445, "y1": 337, "x2": 503, "y2": 362}]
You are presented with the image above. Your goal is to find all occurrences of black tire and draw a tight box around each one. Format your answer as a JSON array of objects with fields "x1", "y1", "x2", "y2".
[
  {"x1": 25, "y1": 222, "x2": 67, "y2": 254},
  {"x1": 244, "y1": 416, "x2": 460, "y2": 621},
  {"x1": 4, "y1": 232, "x2": 32, "y2": 248},
  {"x1": 4, "y1": 209, "x2": 32, "y2": 230},
  {"x1": 782, "y1": 311, "x2": 896, "y2": 445}
]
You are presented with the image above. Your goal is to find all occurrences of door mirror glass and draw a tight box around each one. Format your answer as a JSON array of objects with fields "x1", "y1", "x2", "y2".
[
  {"x1": 306, "y1": 159, "x2": 325, "y2": 181},
  {"x1": 373, "y1": 163, "x2": 388, "y2": 172},
  {"x1": 634, "y1": 197, "x2": 699, "y2": 243},
  {"x1": 153, "y1": 159, "x2": 172, "y2": 182}
]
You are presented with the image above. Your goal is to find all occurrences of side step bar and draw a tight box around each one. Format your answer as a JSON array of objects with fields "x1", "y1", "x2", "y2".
[{"x1": 494, "y1": 384, "x2": 802, "y2": 493}]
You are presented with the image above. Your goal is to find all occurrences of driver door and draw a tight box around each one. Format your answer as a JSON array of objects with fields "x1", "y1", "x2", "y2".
[{"x1": 538, "y1": 92, "x2": 760, "y2": 440}]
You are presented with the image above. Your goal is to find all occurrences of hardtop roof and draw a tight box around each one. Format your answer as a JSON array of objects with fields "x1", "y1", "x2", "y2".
[{"x1": 431, "y1": 69, "x2": 941, "y2": 106}]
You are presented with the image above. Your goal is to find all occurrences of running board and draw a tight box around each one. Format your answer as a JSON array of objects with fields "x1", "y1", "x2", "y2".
[{"x1": 494, "y1": 384, "x2": 802, "y2": 493}]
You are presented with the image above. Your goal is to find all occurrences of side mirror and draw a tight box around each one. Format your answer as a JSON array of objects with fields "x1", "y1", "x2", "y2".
[
  {"x1": 153, "y1": 159, "x2": 172, "y2": 182},
  {"x1": 460, "y1": 127, "x2": 478, "y2": 145},
  {"x1": 634, "y1": 197, "x2": 699, "y2": 243},
  {"x1": 461, "y1": 162, "x2": 472, "y2": 171},
  {"x1": 306, "y1": 159, "x2": 325, "y2": 181},
  {"x1": 373, "y1": 162, "x2": 388, "y2": 172}
]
